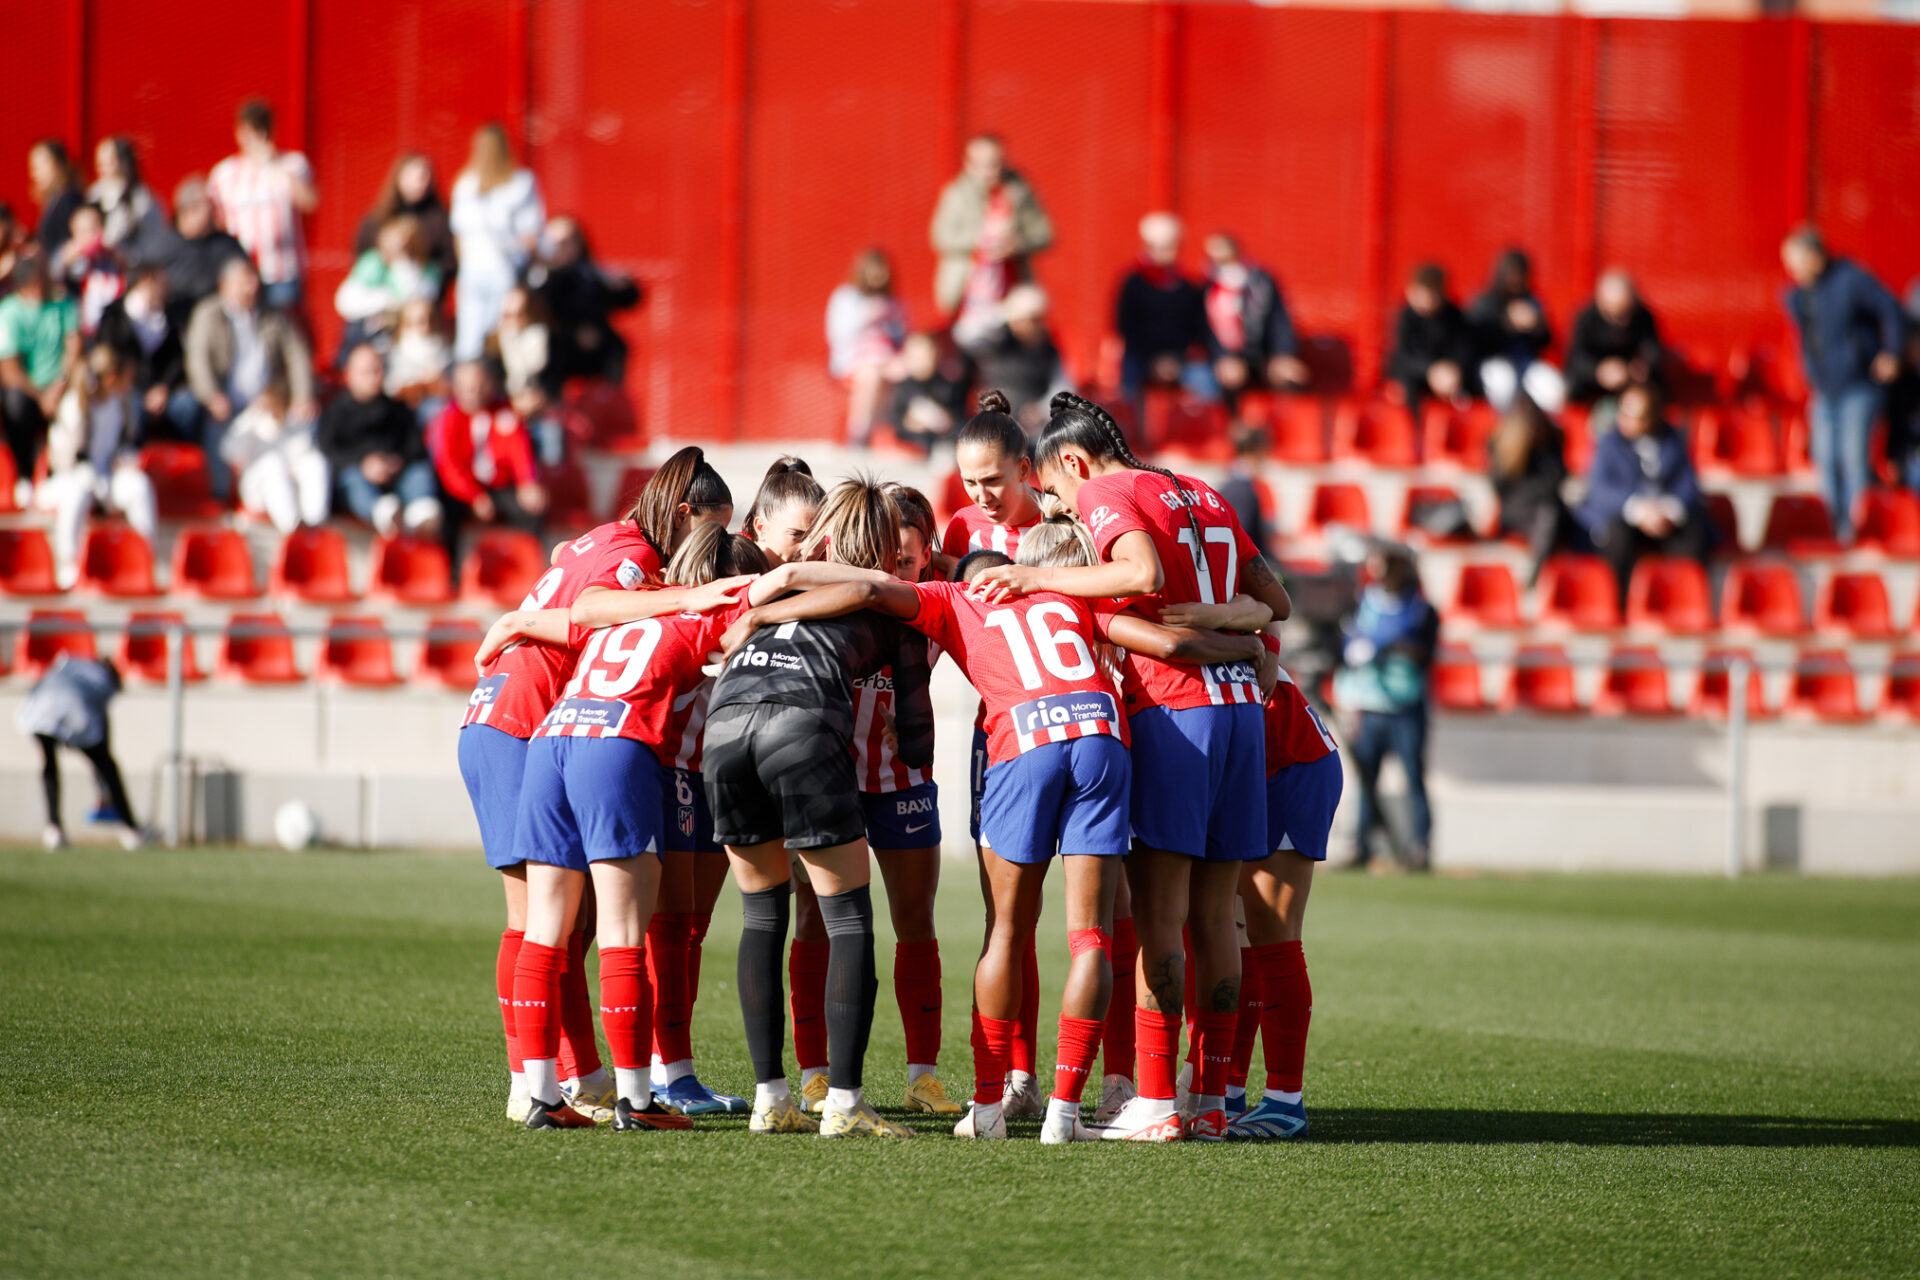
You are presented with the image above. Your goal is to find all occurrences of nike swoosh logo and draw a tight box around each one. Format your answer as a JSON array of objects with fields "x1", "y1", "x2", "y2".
[
  {"x1": 919, "y1": 1004, "x2": 941, "y2": 1012},
  {"x1": 904, "y1": 822, "x2": 931, "y2": 834}
]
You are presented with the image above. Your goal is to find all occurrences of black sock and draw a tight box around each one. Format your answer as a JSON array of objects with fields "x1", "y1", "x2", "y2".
[
  {"x1": 737, "y1": 885, "x2": 791, "y2": 1085},
  {"x1": 816, "y1": 884, "x2": 877, "y2": 1093}
]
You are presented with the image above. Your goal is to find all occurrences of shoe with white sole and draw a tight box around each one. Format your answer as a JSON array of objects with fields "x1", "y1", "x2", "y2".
[
  {"x1": 560, "y1": 1079, "x2": 617, "y2": 1124},
  {"x1": 953, "y1": 1103, "x2": 1007, "y2": 1139},
  {"x1": 818, "y1": 1102, "x2": 914, "y2": 1139},
  {"x1": 42, "y1": 826, "x2": 68, "y2": 852},
  {"x1": 1002, "y1": 1071, "x2": 1045, "y2": 1118},
  {"x1": 748, "y1": 1096, "x2": 819, "y2": 1134},
  {"x1": 506, "y1": 1084, "x2": 532, "y2": 1125},
  {"x1": 1040, "y1": 1108, "x2": 1100, "y2": 1144},
  {"x1": 904, "y1": 1073, "x2": 964, "y2": 1116},
  {"x1": 1097, "y1": 1095, "x2": 1184, "y2": 1142},
  {"x1": 1187, "y1": 1108, "x2": 1230, "y2": 1142},
  {"x1": 1091, "y1": 1073, "x2": 1136, "y2": 1125},
  {"x1": 657, "y1": 1074, "x2": 749, "y2": 1116},
  {"x1": 1227, "y1": 1095, "x2": 1309, "y2": 1140}
]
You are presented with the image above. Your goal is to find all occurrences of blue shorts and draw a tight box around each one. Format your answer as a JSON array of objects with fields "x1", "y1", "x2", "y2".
[
  {"x1": 968, "y1": 725, "x2": 989, "y2": 844},
  {"x1": 512, "y1": 735, "x2": 666, "y2": 873},
  {"x1": 862, "y1": 779, "x2": 942, "y2": 851},
  {"x1": 458, "y1": 724, "x2": 529, "y2": 870},
  {"x1": 1265, "y1": 751, "x2": 1343, "y2": 863},
  {"x1": 662, "y1": 767, "x2": 721, "y2": 853},
  {"x1": 1128, "y1": 703, "x2": 1267, "y2": 861},
  {"x1": 979, "y1": 735, "x2": 1131, "y2": 865}
]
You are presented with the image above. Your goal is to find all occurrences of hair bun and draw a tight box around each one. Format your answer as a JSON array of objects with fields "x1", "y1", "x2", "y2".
[{"x1": 977, "y1": 388, "x2": 1012, "y2": 416}]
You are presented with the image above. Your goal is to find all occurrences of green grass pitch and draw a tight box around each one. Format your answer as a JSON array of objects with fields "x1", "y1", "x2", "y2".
[{"x1": 1, "y1": 847, "x2": 1915, "y2": 1279}]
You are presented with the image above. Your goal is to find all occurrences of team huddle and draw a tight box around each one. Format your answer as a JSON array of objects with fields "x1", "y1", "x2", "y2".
[{"x1": 457, "y1": 389, "x2": 1342, "y2": 1142}]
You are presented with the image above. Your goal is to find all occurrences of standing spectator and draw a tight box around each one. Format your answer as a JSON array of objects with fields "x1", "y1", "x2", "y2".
[
  {"x1": 528, "y1": 216, "x2": 639, "y2": 384},
  {"x1": 1579, "y1": 382, "x2": 1711, "y2": 608},
  {"x1": 1886, "y1": 280, "x2": 1920, "y2": 493},
  {"x1": 96, "y1": 263, "x2": 190, "y2": 438},
  {"x1": 386, "y1": 297, "x2": 452, "y2": 416},
  {"x1": 1203, "y1": 232, "x2": 1308, "y2": 412},
  {"x1": 206, "y1": 99, "x2": 317, "y2": 312},
  {"x1": 975, "y1": 283, "x2": 1070, "y2": 429},
  {"x1": 825, "y1": 248, "x2": 908, "y2": 447},
  {"x1": 148, "y1": 176, "x2": 247, "y2": 332},
  {"x1": 353, "y1": 152, "x2": 457, "y2": 287},
  {"x1": 1336, "y1": 543, "x2": 1439, "y2": 872},
  {"x1": 86, "y1": 136, "x2": 163, "y2": 252},
  {"x1": 449, "y1": 124, "x2": 543, "y2": 360},
  {"x1": 27, "y1": 140, "x2": 82, "y2": 258},
  {"x1": 1488, "y1": 398, "x2": 1579, "y2": 585},
  {"x1": 1468, "y1": 248, "x2": 1563, "y2": 413},
  {"x1": 1386, "y1": 262, "x2": 1475, "y2": 411},
  {"x1": 45, "y1": 344, "x2": 156, "y2": 589},
  {"x1": 53, "y1": 205, "x2": 124, "y2": 339},
  {"x1": 1116, "y1": 212, "x2": 1214, "y2": 404},
  {"x1": 15, "y1": 653, "x2": 146, "y2": 851},
  {"x1": 0, "y1": 249, "x2": 81, "y2": 494},
  {"x1": 491, "y1": 285, "x2": 562, "y2": 463},
  {"x1": 888, "y1": 332, "x2": 966, "y2": 456},
  {"x1": 429, "y1": 360, "x2": 546, "y2": 533},
  {"x1": 332, "y1": 213, "x2": 443, "y2": 359},
  {"x1": 1780, "y1": 226, "x2": 1905, "y2": 541},
  {"x1": 221, "y1": 380, "x2": 328, "y2": 535},
  {"x1": 184, "y1": 256, "x2": 316, "y2": 499},
  {"x1": 929, "y1": 134, "x2": 1053, "y2": 342},
  {"x1": 318, "y1": 343, "x2": 442, "y2": 537},
  {"x1": 1565, "y1": 268, "x2": 1664, "y2": 409}
]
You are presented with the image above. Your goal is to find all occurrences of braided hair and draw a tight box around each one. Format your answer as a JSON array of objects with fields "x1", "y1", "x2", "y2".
[{"x1": 1033, "y1": 391, "x2": 1209, "y2": 581}]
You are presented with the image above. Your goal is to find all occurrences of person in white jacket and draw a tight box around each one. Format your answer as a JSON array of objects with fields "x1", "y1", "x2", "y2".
[
  {"x1": 220, "y1": 380, "x2": 329, "y2": 534},
  {"x1": 449, "y1": 124, "x2": 544, "y2": 360},
  {"x1": 44, "y1": 344, "x2": 156, "y2": 589}
]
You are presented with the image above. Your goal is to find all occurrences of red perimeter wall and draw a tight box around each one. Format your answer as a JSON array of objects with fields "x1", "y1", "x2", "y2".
[{"x1": 4, "y1": 1, "x2": 1918, "y2": 443}]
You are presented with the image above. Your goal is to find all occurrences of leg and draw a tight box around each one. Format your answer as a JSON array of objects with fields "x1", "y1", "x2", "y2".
[
  {"x1": 1480, "y1": 358, "x2": 1519, "y2": 412},
  {"x1": 876, "y1": 846, "x2": 945, "y2": 1088},
  {"x1": 1388, "y1": 710, "x2": 1432, "y2": 861},
  {"x1": 49, "y1": 464, "x2": 95, "y2": 582},
  {"x1": 496, "y1": 866, "x2": 528, "y2": 1083},
  {"x1": 1239, "y1": 851, "x2": 1318, "y2": 1134},
  {"x1": 1050, "y1": 853, "x2": 1121, "y2": 1125},
  {"x1": 1125, "y1": 842, "x2": 1191, "y2": 1106},
  {"x1": 201, "y1": 415, "x2": 235, "y2": 504},
  {"x1": 728, "y1": 838, "x2": 795, "y2": 1093},
  {"x1": 1597, "y1": 515, "x2": 1649, "y2": 613},
  {"x1": 789, "y1": 876, "x2": 831, "y2": 1087},
  {"x1": 292, "y1": 447, "x2": 331, "y2": 527},
  {"x1": 108, "y1": 466, "x2": 158, "y2": 542},
  {"x1": 589, "y1": 854, "x2": 664, "y2": 1110},
  {"x1": 798, "y1": 840, "x2": 878, "y2": 1097},
  {"x1": 1521, "y1": 359, "x2": 1566, "y2": 414},
  {"x1": 36, "y1": 735, "x2": 63, "y2": 836},
  {"x1": 512, "y1": 860, "x2": 587, "y2": 1108},
  {"x1": 0, "y1": 387, "x2": 48, "y2": 483},
  {"x1": 80, "y1": 737, "x2": 136, "y2": 828},
  {"x1": 332, "y1": 464, "x2": 382, "y2": 524},
  {"x1": 649, "y1": 850, "x2": 698, "y2": 1077},
  {"x1": 242, "y1": 452, "x2": 300, "y2": 534},
  {"x1": 1808, "y1": 391, "x2": 1842, "y2": 531},
  {"x1": 1348, "y1": 713, "x2": 1389, "y2": 863},
  {"x1": 1187, "y1": 858, "x2": 1244, "y2": 1109},
  {"x1": 1835, "y1": 385, "x2": 1885, "y2": 541},
  {"x1": 394, "y1": 458, "x2": 445, "y2": 536},
  {"x1": 972, "y1": 848, "x2": 1050, "y2": 1126}
]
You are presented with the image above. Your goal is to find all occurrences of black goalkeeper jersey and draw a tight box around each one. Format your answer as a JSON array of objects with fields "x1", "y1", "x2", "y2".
[{"x1": 709, "y1": 609, "x2": 935, "y2": 770}]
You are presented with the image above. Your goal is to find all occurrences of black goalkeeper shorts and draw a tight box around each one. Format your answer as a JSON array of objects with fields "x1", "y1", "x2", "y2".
[{"x1": 702, "y1": 703, "x2": 865, "y2": 851}]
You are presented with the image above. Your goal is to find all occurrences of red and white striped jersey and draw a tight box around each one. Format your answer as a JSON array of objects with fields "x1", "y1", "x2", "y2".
[
  {"x1": 941, "y1": 505, "x2": 1039, "y2": 559},
  {"x1": 666, "y1": 678, "x2": 714, "y2": 773},
  {"x1": 850, "y1": 655, "x2": 937, "y2": 793},
  {"x1": 1262, "y1": 635, "x2": 1337, "y2": 774},
  {"x1": 206, "y1": 150, "x2": 313, "y2": 286}
]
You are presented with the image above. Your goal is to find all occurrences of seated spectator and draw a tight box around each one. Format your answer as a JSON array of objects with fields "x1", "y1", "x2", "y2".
[
  {"x1": 387, "y1": 297, "x2": 452, "y2": 417},
  {"x1": 1335, "y1": 543, "x2": 1437, "y2": 872},
  {"x1": 530, "y1": 215, "x2": 639, "y2": 384},
  {"x1": 0, "y1": 202, "x2": 19, "y2": 301},
  {"x1": 1386, "y1": 262, "x2": 1475, "y2": 411},
  {"x1": 221, "y1": 379, "x2": 328, "y2": 535},
  {"x1": 28, "y1": 140, "x2": 82, "y2": 258},
  {"x1": 207, "y1": 98, "x2": 317, "y2": 312},
  {"x1": 825, "y1": 247, "x2": 908, "y2": 447},
  {"x1": 888, "y1": 333, "x2": 967, "y2": 456},
  {"x1": 0, "y1": 249, "x2": 81, "y2": 495},
  {"x1": 319, "y1": 343, "x2": 442, "y2": 537},
  {"x1": 184, "y1": 256, "x2": 316, "y2": 500},
  {"x1": 1468, "y1": 248, "x2": 1564, "y2": 413},
  {"x1": 96, "y1": 262, "x2": 192, "y2": 439},
  {"x1": 1565, "y1": 268, "x2": 1663, "y2": 409},
  {"x1": 430, "y1": 360, "x2": 546, "y2": 534},
  {"x1": 492, "y1": 285, "x2": 563, "y2": 464},
  {"x1": 54, "y1": 204, "x2": 124, "y2": 339},
  {"x1": 17, "y1": 652, "x2": 147, "y2": 851},
  {"x1": 1203, "y1": 232, "x2": 1308, "y2": 412},
  {"x1": 147, "y1": 176, "x2": 247, "y2": 332},
  {"x1": 450, "y1": 123, "x2": 543, "y2": 360},
  {"x1": 1216, "y1": 424, "x2": 1276, "y2": 558},
  {"x1": 353, "y1": 152, "x2": 457, "y2": 287},
  {"x1": 975, "y1": 283, "x2": 1070, "y2": 430},
  {"x1": 332, "y1": 213, "x2": 443, "y2": 360},
  {"x1": 931, "y1": 135, "x2": 1052, "y2": 350},
  {"x1": 1118, "y1": 212, "x2": 1215, "y2": 404},
  {"x1": 1578, "y1": 382, "x2": 1711, "y2": 608},
  {"x1": 1488, "y1": 399, "x2": 1580, "y2": 586},
  {"x1": 45, "y1": 344, "x2": 156, "y2": 589},
  {"x1": 87, "y1": 136, "x2": 163, "y2": 252}
]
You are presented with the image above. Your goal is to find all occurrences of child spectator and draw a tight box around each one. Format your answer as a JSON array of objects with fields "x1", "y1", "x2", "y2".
[
  {"x1": 528, "y1": 216, "x2": 639, "y2": 384},
  {"x1": 1565, "y1": 269, "x2": 1664, "y2": 409},
  {"x1": 1579, "y1": 382, "x2": 1711, "y2": 608},
  {"x1": 45, "y1": 344, "x2": 156, "y2": 589},
  {"x1": 206, "y1": 99, "x2": 317, "y2": 311},
  {"x1": 1335, "y1": 543, "x2": 1438, "y2": 872},
  {"x1": 1117, "y1": 212, "x2": 1214, "y2": 404},
  {"x1": 353, "y1": 153, "x2": 457, "y2": 287},
  {"x1": 1203, "y1": 232, "x2": 1308, "y2": 411},
  {"x1": 1488, "y1": 398, "x2": 1580, "y2": 586},
  {"x1": 54, "y1": 204, "x2": 124, "y2": 338},
  {"x1": 184, "y1": 256, "x2": 315, "y2": 500},
  {"x1": 87, "y1": 136, "x2": 163, "y2": 252},
  {"x1": 929, "y1": 134, "x2": 1052, "y2": 324},
  {"x1": 333, "y1": 213, "x2": 443, "y2": 359},
  {"x1": 318, "y1": 343, "x2": 442, "y2": 537},
  {"x1": 15, "y1": 653, "x2": 146, "y2": 851},
  {"x1": 449, "y1": 124, "x2": 543, "y2": 360},
  {"x1": 888, "y1": 332, "x2": 967, "y2": 456},
  {"x1": 27, "y1": 140, "x2": 83, "y2": 258},
  {"x1": 221, "y1": 380, "x2": 329, "y2": 535},
  {"x1": 430, "y1": 360, "x2": 546, "y2": 533},
  {"x1": 975, "y1": 283, "x2": 1070, "y2": 429},
  {"x1": 825, "y1": 248, "x2": 908, "y2": 447},
  {"x1": 0, "y1": 249, "x2": 81, "y2": 495},
  {"x1": 386, "y1": 297, "x2": 452, "y2": 414},
  {"x1": 1468, "y1": 248, "x2": 1564, "y2": 413},
  {"x1": 95, "y1": 263, "x2": 190, "y2": 437},
  {"x1": 1386, "y1": 262, "x2": 1475, "y2": 411},
  {"x1": 491, "y1": 285, "x2": 563, "y2": 464}
]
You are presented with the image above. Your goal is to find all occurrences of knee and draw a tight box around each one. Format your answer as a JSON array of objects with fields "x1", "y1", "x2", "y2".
[{"x1": 815, "y1": 883, "x2": 874, "y2": 937}]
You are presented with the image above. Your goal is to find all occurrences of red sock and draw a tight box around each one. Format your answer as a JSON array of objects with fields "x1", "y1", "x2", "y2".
[
  {"x1": 788, "y1": 939, "x2": 830, "y2": 1071},
  {"x1": 1135, "y1": 1007, "x2": 1180, "y2": 1100},
  {"x1": 1229, "y1": 946, "x2": 1263, "y2": 1090},
  {"x1": 496, "y1": 929, "x2": 524, "y2": 1072},
  {"x1": 511, "y1": 940, "x2": 567, "y2": 1063},
  {"x1": 1255, "y1": 941, "x2": 1312, "y2": 1094},
  {"x1": 555, "y1": 931, "x2": 601, "y2": 1081},
  {"x1": 1193, "y1": 1010, "x2": 1237, "y2": 1098},
  {"x1": 1104, "y1": 917, "x2": 1137, "y2": 1079},
  {"x1": 894, "y1": 940, "x2": 942, "y2": 1066},
  {"x1": 647, "y1": 914, "x2": 693, "y2": 1065},
  {"x1": 974, "y1": 1014, "x2": 1015, "y2": 1104},
  {"x1": 1053, "y1": 1016, "x2": 1103, "y2": 1104},
  {"x1": 685, "y1": 910, "x2": 713, "y2": 1016},
  {"x1": 596, "y1": 945, "x2": 652, "y2": 1072},
  {"x1": 1008, "y1": 932, "x2": 1040, "y2": 1075}
]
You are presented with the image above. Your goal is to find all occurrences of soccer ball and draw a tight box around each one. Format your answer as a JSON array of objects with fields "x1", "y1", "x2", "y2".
[{"x1": 273, "y1": 801, "x2": 321, "y2": 851}]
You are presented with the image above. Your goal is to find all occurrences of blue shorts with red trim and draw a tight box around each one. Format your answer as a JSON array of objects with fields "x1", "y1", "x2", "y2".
[
  {"x1": 979, "y1": 735, "x2": 1130, "y2": 865},
  {"x1": 1127, "y1": 703, "x2": 1267, "y2": 861},
  {"x1": 1264, "y1": 751, "x2": 1343, "y2": 863},
  {"x1": 862, "y1": 780, "x2": 941, "y2": 851},
  {"x1": 458, "y1": 723, "x2": 529, "y2": 870},
  {"x1": 513, "y1": 735, "x2": 665, "y2": 873}
]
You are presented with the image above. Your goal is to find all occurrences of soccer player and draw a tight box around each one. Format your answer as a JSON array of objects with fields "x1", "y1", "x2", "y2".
[
  {"x1": 973, "y1": 391, "x2": 1292, "y2": 1142},
  {"x1": 742, "y1": 456, "x2": 824, "y2": 564}
]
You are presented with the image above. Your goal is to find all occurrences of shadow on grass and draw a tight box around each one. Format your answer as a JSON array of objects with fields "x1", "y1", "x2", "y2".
[{"x1": 1309, "y1": 1109, "x2": 1920, "y2": 1148}]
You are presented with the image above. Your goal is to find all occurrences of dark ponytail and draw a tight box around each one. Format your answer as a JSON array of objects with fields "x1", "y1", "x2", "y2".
[
  {"x1": 956, "y1": 389, "x2": 1028, "y2": 462},
  {"x1": 626, "y1": 445, "x2": 733, "y2": 559},
  {"x1": 744, "y1": 455, "x2": 825, "y2": 531},
  {"x1": 1035, "y1": 391, "x2": 1209, "y2": 574}
]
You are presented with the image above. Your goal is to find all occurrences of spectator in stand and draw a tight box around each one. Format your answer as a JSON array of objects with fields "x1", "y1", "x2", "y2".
[
  {"x1": 45, "y1": 344, "x2": 156, "y2": 589},
  {"x1": 206, "y1": 99, "x2": 317, "y2": 312},
  {"x1": 1203, "y1": 232, "x2": 1308, "y2": 413},
  {"x1": 1217, "y1": 423, "x2": 1276, "y2": 558},
  {"x1": 449, "y1": 123, "x2": 544, "y2": 360},
  {"x1": 975, "y1": 283, "x2": 1070, "y2": 429},
  {"x1": 16, "y1": 652, "x2": 146, "y2": 851},
  {"x1": 148, "y1": 176, "x2": 247, "y2": 332},
  {"x1": 1468, "y1": 248, "x2": 1563, "y2": 413},
  {"x1": 53, "y1": 204, "x2": 124, "y2": 339},
  {"x1": 1888, "y1": 281, "x2": 1920, "y2": 493},
  {"x1": 184, "y1": 256, "x2": 316, "y2": 499},
  {"x1": 888, "y1": 332, "x2": 967, "y2": 457},
  {"x1": 386, "y1": 297, "x2": 452, "y2": 418},
  {"x1": 930, "y1": 134, "x2": 1052, "y2": 351},
  {"x1": 0, "y1": 203, "x2": 19, "y2": 301},
  {"x1": 1488, "y1": 398, "x2": 1579, "y2": 586},
  {"x1": 492, "y1": 284, "x2": 563, "y2": 464},
  {"x1": 1780, "y1": 226, "x2": 1905, "y2": 541},
  {"x1": 96, "y1": 263, "x2": 189, "y2": 437},
  {"x1": 319, "y1": 343, "x2": 442, "y2": 537},
  {"x1": 430, "y1": 360, "x2": 546, "y2": 534},
  {"x1": 332, "y1": 213, "x2": 443, "y2": 361},
  {"x1": 825, "y1": 247, "x2": 908, "y2": 447},
  {"x1": 353, "y1": 152, "x2": 457, "y2": 288},
  {"x1": 1579, "y1": 382, "x2": 1710, "y2": 608},
  {"x1": 1565, "y1": 268, "x2": 1664, "y2": 412},
  {"x1": 1117, "y1": 211, "x2": 1215, "y2": 406},
  {"x1": 528, "y1": 215, "x2": 639, "y2": 384},
  {"x1": 87, "y1": 136, "x2": 163, "y2": 252},
  {"x1": 27, "y1": 140, "x2": 82, "y2": 258},
  {"x1": 0, "y1": 248, "x2": 81, "y2": 495},
  {"x1": 1387, "y1": 262, "x2": 1475, "y2": 412},
  {"x1": 221, "y1": 379, "x2": 328, "y2": 535},
  {"x1": 1336, "y1": 543, "x2": 1438, "y2": 872}
]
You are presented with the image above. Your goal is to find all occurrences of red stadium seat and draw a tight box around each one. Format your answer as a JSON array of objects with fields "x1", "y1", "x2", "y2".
[
  {"x1": 1593, "y1": 646, "x2": 1677, "y2": 716},
  {"x1": 0, "y1": 528, "x2": 62, "y2": 596},
  {"x1": 566, "y1": 380, "x2": 644, "y2": 451},
  {"x1": 1151, "y1": 396, "x2": 1231, "y2": 462},
  {"x1": 139, "y1": 443, "x2": 224, "y2": 518},
  {"x1": 1813, "y1": 571, "x2": 1895, "y2": 640},
  {"x1": 416, "y1": 618, "x2": 485, "y2": 690},
  {"x1": 1882, "y1": 653, "x2": 1920, "y2": 721},
  {"x1": 1780, "y1": 407, "x2": 1815, "y2": 477},
  {"x1": 1719, "y1": 562, "x2": 1806, "y2": 636},
  {"x1": 1432, "y1": 646, "x2": 1490, "y2": 711},
  {"x1": 1760, "y1": 493, "x2": 1840, "y2": 556},
  {"x1": 20, "y1": 610, "x2": 96, "y2": 678},
  {"x1": 219, "y1": 613, "x2": 302, "y2": 684},
  {"x1": 1690, "y1": 648, "x2": 1772, "y2": 720},
  {"x1": 1505, "y1": 644, "x2": 1582, "y2": 714},
  {"x1": 79, "y1": 524, "x2": 161, "y2": 598},
  {"x1": 1332, "y1": 400, "x2": 1419, "y2": 467},
  {"x1": 1703, "y1": 492, "x2": 1740, "y2": 552},
  {"x1": 170, "y1": 525, "x2": 261, "y2": 599},
  {"x1": 1266, "y1": 396, "x2": 1330, "y2": 465},
  {"x1": 1303, "y1": 483, "x2": 1370, "y2": 536},
  {"x1": 1536, "y1": 554, "x2": 1620, "y2": 631},
  {"x1": 1852, "y1": 488, "x2": 1920, "y2": 558},
  {"x1": 118, "y1": 611, "x2": 205, "y2": 684},
  {"x1": 319, "y1": 616, "x2": 402, "y2": 687},
  {"x1": 461, "y1": 529, "x2": 547, "y2": 606},
  {"x1": 368, "y1": 535, "x2": 455, "y2": 606},
  {"x1": 1786, "y1": 649, "x2": 1868, "y2": 722},
  {"x1": 1623, "y1": 556, "x2": 1711, "y2": 635},
  {"x1": 1691, "y1": 406, "x2": 1781, "y2": 477},
  {"x1": 270, "y1": 527, "x2": 358, "y2": 603},
  {"x1": 1398, "y1": 485, "x2": 1475, "y2": 542},
  {"x1": 612, "y1": 466, "x2": 657, "y2": 520},
  {"x1": 1450, "y1": 563, "x2": 1523, "y2": 629},
  {"x1": 544, "y1": 460, "x2": 596, "y2": 529},
  {"x1": 1421, "y1": 401, "x2": 1495, "y2": 471},
  {"x1": 0, "y1": 447, "x2": 17, "y2": 513}
]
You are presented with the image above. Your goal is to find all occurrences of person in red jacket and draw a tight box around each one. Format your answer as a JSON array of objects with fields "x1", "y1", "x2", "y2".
[{"x1": 430, "y1": 358, "x2": 548, "y2": 533}]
